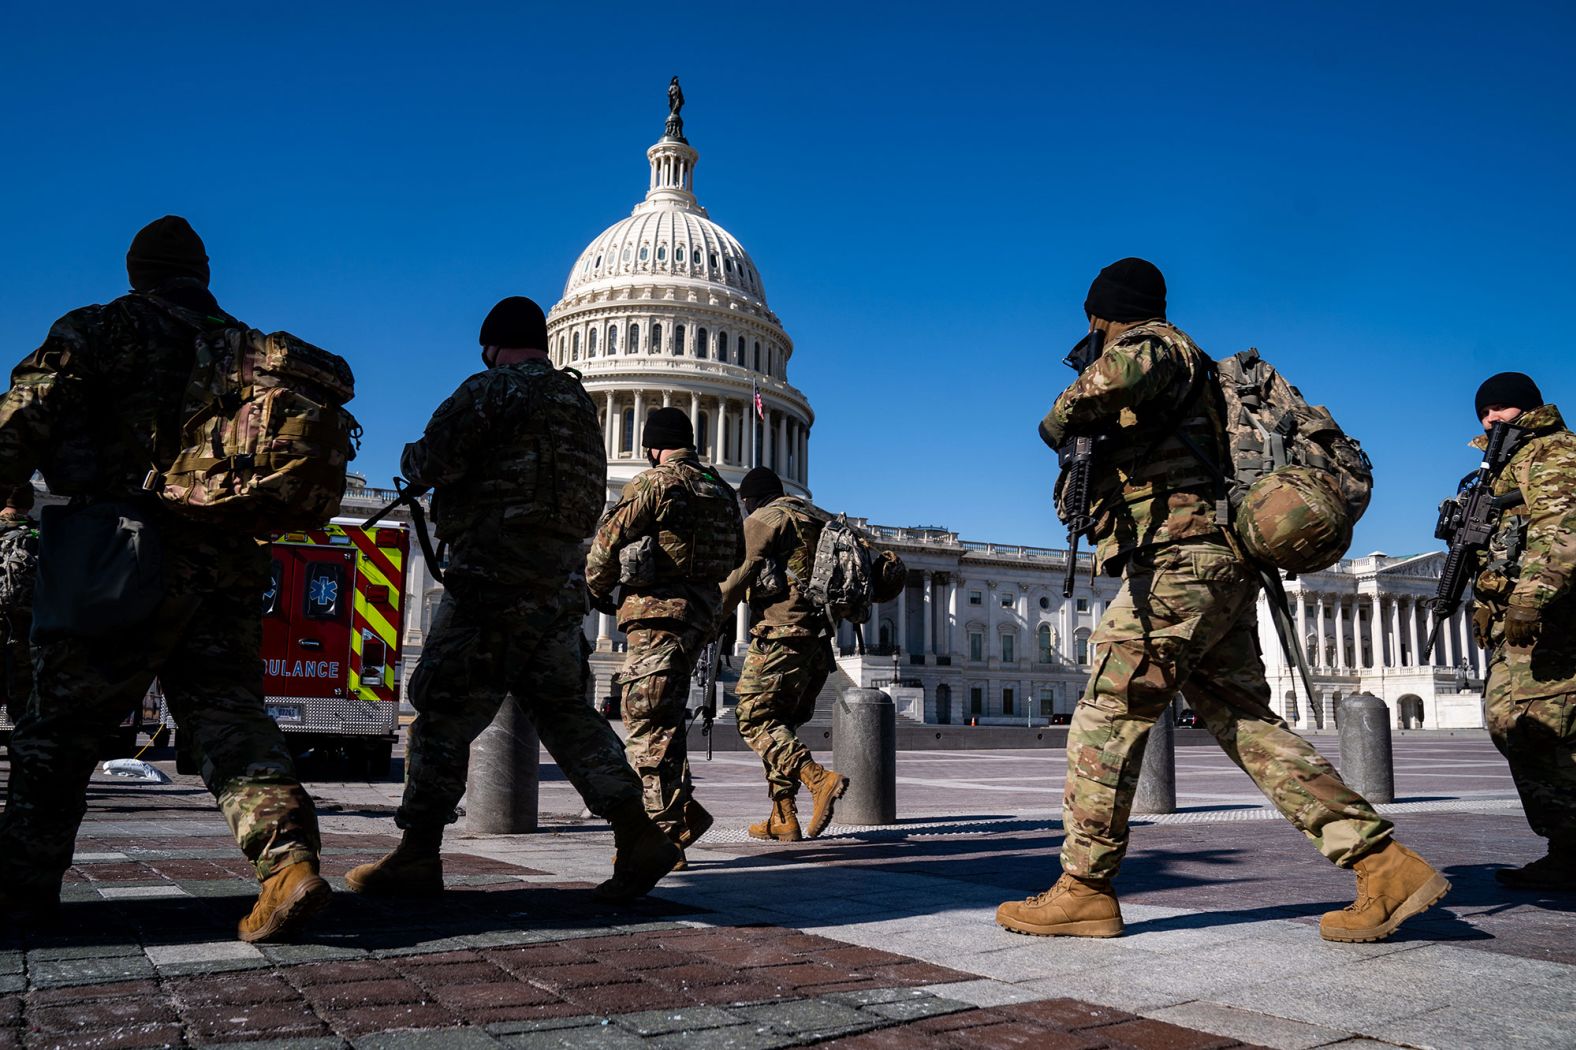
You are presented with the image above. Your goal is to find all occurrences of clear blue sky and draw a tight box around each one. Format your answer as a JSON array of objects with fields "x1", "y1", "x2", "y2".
[{"x1": 2, "y1": 2, "x2": 1571, "y2": 555}]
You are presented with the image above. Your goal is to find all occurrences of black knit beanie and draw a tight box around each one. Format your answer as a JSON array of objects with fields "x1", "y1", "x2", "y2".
[
  {"x1": 738, "y1": 467, "x2": 784, "y2": 502},
  {"x1": 126, "y1": 216, "x2": 210, "y2": 291},
  {"x1": 479, "y1": 296, "x2": 549, "y2": 349},
  {"x1": 1475, "y1": 372, "x2": 1543, "y2": 419},
  {"x1": 1084, "y1": 257, "x2": 1166, "y2": 323},
  {"x1": 642, "y1": 407, "x2": 694, "y2": 450}
]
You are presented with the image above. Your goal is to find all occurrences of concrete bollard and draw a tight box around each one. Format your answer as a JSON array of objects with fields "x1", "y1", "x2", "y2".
[
  {"x1": 465, "y1": 696, "x2": 539, "y2": 833},
  {"x1": 1132, "y1": 709, "x2": 1177, "y2": 815},
  {"x1": 831, "y1": 688, "x2": 897, "y2": 825},
  {"x1": 1338, "y1": 692, "x2": 1394, "y2": 804}
]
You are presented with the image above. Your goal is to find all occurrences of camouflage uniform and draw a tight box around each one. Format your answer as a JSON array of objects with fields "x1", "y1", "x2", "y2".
[
  {"x1": 720, "y1": 495, "x2": 836, "y2": 800},
  {"x1": 1470, "y1": 403, "x2": 1576, "y2": 845},
  {"x1": 586, "y1": 450, "x2": 743, "y2": 838},
  {"x1": 1041, "y1": 320, "x2": 1391, "y2": 879},
  {"x1": 0, "y1": 510, "x2": 36, "y2": 711},
  {"x1": 0, "y1": 284, "x2": 320, "y2": 900},
  {"x1": 398, "y1": 358, "x2": 640, "y2": 829}
]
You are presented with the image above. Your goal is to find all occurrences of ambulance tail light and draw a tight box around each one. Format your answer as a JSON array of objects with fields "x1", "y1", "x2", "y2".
[{"x1": 361, "y1": 631, "x2": 388, "y2": 682}]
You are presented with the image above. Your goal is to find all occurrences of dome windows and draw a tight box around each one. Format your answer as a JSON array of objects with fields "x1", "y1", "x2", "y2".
[
  {"x1": 607, "y1": 326, "x2": 618, "y2": 354},
  {"x1": 691, "y1": 248, "x2": 701, "y2": 265},
  {"x1": 639, "y1": 245, "x2": 649, "y2": 262},
  {"x1": 594, "y1": 254, "x2": 603, "y2": 268},
  {"x1": 588, "y1": 328, "x2": 598, "y2": 357},
  {"x1": 674, "y1": 324, "x2": 685, "y2": 356},
  {"x1": 709, "y1": 252, "x2": 718, "y2": 270},
  {"x1": 652, "y1": 323, "x2": 663, "y2": 353},
  {"x1": 622, "y1": 246, "x2": 630, "y2": 263},
  {"x1": 657, "y1": 245, "x2": 667, "y2": 262},
  {"x1": 571, "y1": 331, "x2": 581, "y2": 361},
  {"x1": 697, "y1": 327, "x2": 708, "y2": 360},
  {"x1": 628, "y1": 324, "x2": 640, "y2": 353}
]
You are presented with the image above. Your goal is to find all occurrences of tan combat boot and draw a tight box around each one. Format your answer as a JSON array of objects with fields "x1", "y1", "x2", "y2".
[
  {"x1": 796, "y1": 761, "x2": 849, "y2": 838},
  {"x1": 996, "y1": 874, "x2": 1124, "y2": 938},
  {"x1": 346, "y1": 826, "x2": 444, "y2": 897},
  {"x1": 748, "y1": 798, "x2": 803, "y2": 842},
  {"x1": 1320, "y1": 840, "x2": 1450, "y2": 942},
  {"x1": 1495, "y1": 836, "x2": 1576, "y2": 892},
  {"x1": 238, "y1": 859, "x2": 331, "y2": 943},
  {"x1": 594, "y1": 799, "x2": 682, "y2": 903}
]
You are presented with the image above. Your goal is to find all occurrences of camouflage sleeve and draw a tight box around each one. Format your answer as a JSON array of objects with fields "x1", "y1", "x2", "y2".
[
  {"x1": 1039, "y1": 334, "x2": 1185, "y2": 449},
  {"x1": 1509, "y1": 436, "x2": 1576, "y2": 610},
  {"x1": 719, "y1": 509, "x2": 782, "y2": 620},
  {"x1": 399, "y1": 374, "x2": 490, "y2": 490},
  {"x1": 584, "y1": 472, "x2": 661, "y2": 598},
  {"x1": 0, "y1": 310, "x2": 97, "y2": 488}
]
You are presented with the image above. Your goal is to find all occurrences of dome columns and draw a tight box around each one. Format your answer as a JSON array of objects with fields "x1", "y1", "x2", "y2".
[{"x1": 592, "y1": 386, "x2": 810, "y2": 488}]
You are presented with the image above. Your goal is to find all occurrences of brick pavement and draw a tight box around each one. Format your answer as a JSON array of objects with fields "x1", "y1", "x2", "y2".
[{"x1": 1, "y1": 737, "x2": 1571, "y2": 1049}]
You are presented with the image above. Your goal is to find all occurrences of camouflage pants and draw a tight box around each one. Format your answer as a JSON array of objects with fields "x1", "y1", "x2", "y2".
[
  {"x1": 1061, "y1": 539, "x2": 1392, "y2": 879},
  {"x1": 0, "y1": 535, "x2": 318, "y2": 898},
  {"x1": 1, "y1": 613, "x2": 29, "y2": 714},
  {"x1": 1485, "y1": 652, "x2": 1576, "y2": 842},
  {"x1": 735, "y1": 635, "x2": 834, "y2": 800},
  {"x1": 401, "y1": 590, "x2": 640, "y2": 829},
  {"x1": 618, "y1": 620, "x2": 707, "y2": 838}
]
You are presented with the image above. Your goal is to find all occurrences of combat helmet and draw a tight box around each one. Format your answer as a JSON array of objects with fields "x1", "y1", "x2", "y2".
[{"x1": 1235, "y1": 466, "x2": 1352, "y2": 574}]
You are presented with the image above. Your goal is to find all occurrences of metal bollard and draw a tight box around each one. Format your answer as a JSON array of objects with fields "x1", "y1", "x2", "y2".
[
  {"x1": 1338, "y1": 692, "x2": 1394, "y2": 804},
  {"x1": 465, "y1": 696, "x2": 539, "y2": 833},
  {"x1": 1132, "y1": 709, "x2": 1177, "y2": 815},
  {"x1": 831, "y1": 688, "x2": 897, "y2": 825}
]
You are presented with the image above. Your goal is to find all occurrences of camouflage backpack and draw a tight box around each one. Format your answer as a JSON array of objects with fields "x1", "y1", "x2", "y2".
[
  {"x1": 152, "y1": 300, "x2": 360, "y2": 533},
  {"x1": 804, "y1": 514, "x2": 878, "y2": 625},
  {"x1": 0, "y1": 525, "x2": 39, "y2": 622},
  {"x1": 1206, "y1": 348, "x2": 1373, "y2": 573}
]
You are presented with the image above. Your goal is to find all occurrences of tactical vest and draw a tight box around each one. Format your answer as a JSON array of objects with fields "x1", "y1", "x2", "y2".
[
  {"x1": 651, "y1": 459, "x2": 742, "y2": 584},
  {"x1": 776, "y1": 496, "x2": 826, "y2": 583},
  {"x1": 1099, "y1": 321, "x2": 1221, "y2": 510},
  {"x1": 432, "y1": 364, "x2": 605, "y2": 542}
]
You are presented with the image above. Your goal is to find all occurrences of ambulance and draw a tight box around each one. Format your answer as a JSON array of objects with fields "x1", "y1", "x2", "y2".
[{"x1": 166, "y1": 520, "x2": 411, "y2": 779}]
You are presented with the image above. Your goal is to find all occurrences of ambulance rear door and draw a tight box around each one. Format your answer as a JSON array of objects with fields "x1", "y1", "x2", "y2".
[{"x1": 262, "y1": 542, "x2": 356, "y2": 726}]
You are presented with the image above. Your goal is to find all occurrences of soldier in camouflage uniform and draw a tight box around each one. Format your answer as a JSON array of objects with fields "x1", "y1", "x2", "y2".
[
  {"x1": 0, "y1": 483, "x2": 37, "y2": 713},
  {"x1": 348, "y1": 297, "x2": 678, "y2": 903},
  {"x1": 1468, "y1": 372, "x2": 1576, "y2": 891},
  {"x1": 997, "y1": 258, "x2": 1448, "y2": 943},
  {"x1": 719, "y1": 467, "x2": 849, "y2": 842},
  {"x1": 0, "y1": 217, "x2": 326, "y2": 942},
  {"x1": 586, "y1": 407, "x2": 744, "y2": 858}
]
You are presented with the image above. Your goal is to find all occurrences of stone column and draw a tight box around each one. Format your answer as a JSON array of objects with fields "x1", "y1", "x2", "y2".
[
  {"x1": 896, "y1": 581, "x2": 909, "y2": 656},
  {"x1": 712, "y1": 398, "x2": 725, "y2": 464},
  {"x1": 1334, "y1": 597, "x2": 1347, "y2": 671},
  {"x1": 1315, "y1": 594, "x2": 1327, "y2": 670},
  {"x1": 661, "y1": 389, "x2": 672, "y2": 408},
  {"x1": 1391, "y1": 596, "x2": 1405, "y2": 666},
  {"x1": 597, "y1": 612, "x2": 613, "y2": 652},
  {"x1": 1296, "y1": 588, "x2": 1308, "y2": 662},
  {"x1": 689, "y1": 391, "x2": 700, "y2": 436},
  {"x1": 946, "y1": 575, "x2": 958, "y2": 656},
  {"x1": 632, "y1": 391, "x2": 645, "y2": 453},
  {"x1": 922, "y1": 573, "x2": 935, "y2": 655},
  {"x1": 777, "y1": 411, "x2": 788, "y2": 473},
  {"x1": 735, "y1": 600, "x2": 749, "y2": 658},
  {"x1": 746, "y1": 403, "x2": 756, "y2": 467},
  {"x1": 603, "y1": 393, "x2": 616, "y2": 458},
  {"x1": 1367, "y1": 596, "x2": 1382, "y2": 669}
]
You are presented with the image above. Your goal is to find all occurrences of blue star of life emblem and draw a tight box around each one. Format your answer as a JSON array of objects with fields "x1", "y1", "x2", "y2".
[{"x1": 309, "y1": 575, "x2": 339, "y2": 608}]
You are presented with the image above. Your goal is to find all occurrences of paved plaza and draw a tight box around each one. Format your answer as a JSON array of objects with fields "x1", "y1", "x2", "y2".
[{"x1": 3, "y1": 732, "x2": 1572, "y2": 1049}]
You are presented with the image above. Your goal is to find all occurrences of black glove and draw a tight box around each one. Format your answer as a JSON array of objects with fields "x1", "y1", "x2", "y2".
[
  {"x1": 588, "y1": 590, "x2": 617, "y2": 616},
  {"x1": 1504, "y1": 603, "x2": 1541, "y2": 648}
]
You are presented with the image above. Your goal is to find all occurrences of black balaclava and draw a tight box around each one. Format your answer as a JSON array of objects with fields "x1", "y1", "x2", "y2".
[
  {"x1": 479, "y1": 296, "x2": 548, "y2": 350},
  {"x1": 738, "y1": 466, "x2": 784, "y2": 513},
  {"x1": 642, "y1": 407, "x2": 694, "y2": 451},
  {"x1": 1084, "y1": 257, "x2": 1166, "y2": 323},
  {"x1": 127, "y1": 215, "x2": 210, "y2": 291},
  {"x1": 1475, "y1": 372, "x2": 1543, "y2": 419}
]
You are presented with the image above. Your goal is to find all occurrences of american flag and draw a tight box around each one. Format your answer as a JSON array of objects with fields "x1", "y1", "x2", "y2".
[{"x1": 752, "y1": 379, "x2": 764, "y2": 420}]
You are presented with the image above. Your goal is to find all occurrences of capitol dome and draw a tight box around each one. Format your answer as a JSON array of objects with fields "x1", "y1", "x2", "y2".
[{"x1": 546, "y1": 82, "x2": 812, "y2": 499}]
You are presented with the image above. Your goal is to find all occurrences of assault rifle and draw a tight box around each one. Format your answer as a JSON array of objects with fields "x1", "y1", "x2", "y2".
[
  {"x1": 1423, "y1": 421, "x2": 1524, "y2": 659},
  {"x1": 1056, "y1": 328, "x2": 1106, "y2": 598},
  {"x1": 363, "y1": 477, "x2": 446, "y2": 583},
  {"x1": 689, "y1": 638, "x2": 720, "y2": 760}
]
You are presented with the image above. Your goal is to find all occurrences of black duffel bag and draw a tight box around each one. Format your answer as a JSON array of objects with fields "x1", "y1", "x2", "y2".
[{"x1": 33, "y1": 501, "x2": 164, "y2": 643}]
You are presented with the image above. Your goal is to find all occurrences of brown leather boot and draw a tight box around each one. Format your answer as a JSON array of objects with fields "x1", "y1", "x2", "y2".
[
  {"x1": 748, "y1": 798, "x2": 803, "y2": 842},
  {"x1": 996, "y1": 874, "x2": 1124, "y2": 938},
  {"x1": 238, "y1": 859, "x2": 330, "y2": 943},
  {"x1": 345, "y1": 826, "x2": 444, "y2": 897},
  {"x1": 1495, "y1": 837, "x2": 1576, "y2": 892},
  {"x1": 796, "y1": 761, "x2": 849, "y2": 838},
  {"x1": 1320, "y1": 840, "x2": 1450, "y2": 943},
  {"x1": 676, "y1": 799, "x2": 714, "y2": 850},
  {"x1": 594, "y1": 799, "x2": 681, "y2": 903}
]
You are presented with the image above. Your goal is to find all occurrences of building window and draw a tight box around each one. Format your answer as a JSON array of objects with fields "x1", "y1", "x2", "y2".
[
  {"x1": 607, "y1": 326, "x2": 618, "y2": 354},
  {"x1": 1038, "y1": 624, "x2": 1052, "y2": 663},
  {"x1": 1039, "y1": 596, "x2": 1050, "y2": 610},
  {"x1": 639, "y1": 245, "x2": 649, "y2": 261},
  {"x1": 674, "y1": 324, "x2": 685, "y2": 356},
  {"x1": 1075, "y1": 628, "x2": 1091, "y2": 665},
  {"x1": 1000, "y1": 593, "x2": 1013, "y2": 608},
  {"x1": 571, "y1": 331, "x2": 580, "y2": 361},
  {"x1": 621, "y1": 408, "x2": 633, "y2": 454},
  {"x1": 717, "y1": 330, "x2": 728, "y2": 362},
  {"x1": 657, "y1": 245, "x2": 667, "y2": 262},
  {"x1": 1003, "y1": 688, "x2": 1015, "y2": 716},
  {"x1": 622, "y1": 246, "x2": 630, "y2": 262},
  {"x1": 970, "y1": 687, "x2": 983, "y2": 715},
  {"x1": 697, "y1": 327, "x2": 708, "y2": 360},
  {"x1": 1001, "y1": 634, "x2": 1015, "y2": 663},
  {"x1": 1076, "y1": 597, "x2": 1089, "y2": 612},
  {"x1": 652, "y1": 324, "x2": 663, "y2": 353},
  {"x1": 969, "y1": 590, "x2": 982, "y2": 606},
  {"x1": 587, "y1": 328, "x2": 597, "y2": 357},
  {"x1": 1039, "y1": 687, "x2": 1054, "y2": 715},
  {"x1": 709, "y1": 252, "x2": 718, "y2": 270},
  {"x1": 969, "y1": 632, "x2": 983, "y2": 662},
  {"x1": 754, "y1": 341, "x2": 761, "y2": 370},
  {"x1": 628, "y1": 324, "x2": 640, "y2": 353},
  {"x1": 692, "y1": 248, "x2": 701, "y2": 265},
  {"x1": 736, "y1": 335, "x2": 745, "y2": 361}
]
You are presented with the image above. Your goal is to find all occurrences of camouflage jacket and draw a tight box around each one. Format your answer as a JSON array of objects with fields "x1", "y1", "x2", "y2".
[
  {"x1": 1039, "y1": 320, "x2": 1223, "y2": 573},
  {"x1": 585, "y1": 450, "x2": 743, "y2": 631},
  {"x1": 0, "y1": 283, "x2": 236, "y2": 501},
  {"x1": 1471, "y1": 403, "x2": 1576, "y2": 695},
  {"x1": 402, "y1": 358, "x2": 606, "y2": 598},
  {"x1": 719, "y1": 495, "x2": 830, "y2": 640}
]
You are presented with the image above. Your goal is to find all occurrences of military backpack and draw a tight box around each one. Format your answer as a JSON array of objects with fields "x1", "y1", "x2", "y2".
[
  {"x1": 0, "y1": 524, "x2": 39, "y2": 624},
  {"x1": 1203, "y1": 348, "x2": 1373, "y2": 573},
  {"x1": 149, "y1": 297, "x2": 360, "y2": 533}
]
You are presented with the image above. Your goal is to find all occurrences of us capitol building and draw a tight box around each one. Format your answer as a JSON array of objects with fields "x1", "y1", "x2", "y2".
[{"x1": 359, "y1": 83, "x2": 1487, "y2": 734}]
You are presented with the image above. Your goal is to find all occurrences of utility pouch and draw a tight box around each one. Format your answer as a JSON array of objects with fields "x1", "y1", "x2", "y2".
[
  {"x1": 33, "y1": 502, "x2": 165, "y2": 643},
  {"x1": 752, "y1": 558, "x2": 787, "y2": 605},
  {"x1": 618, "y1": 535, "x2": 658, "y2": 587}
]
